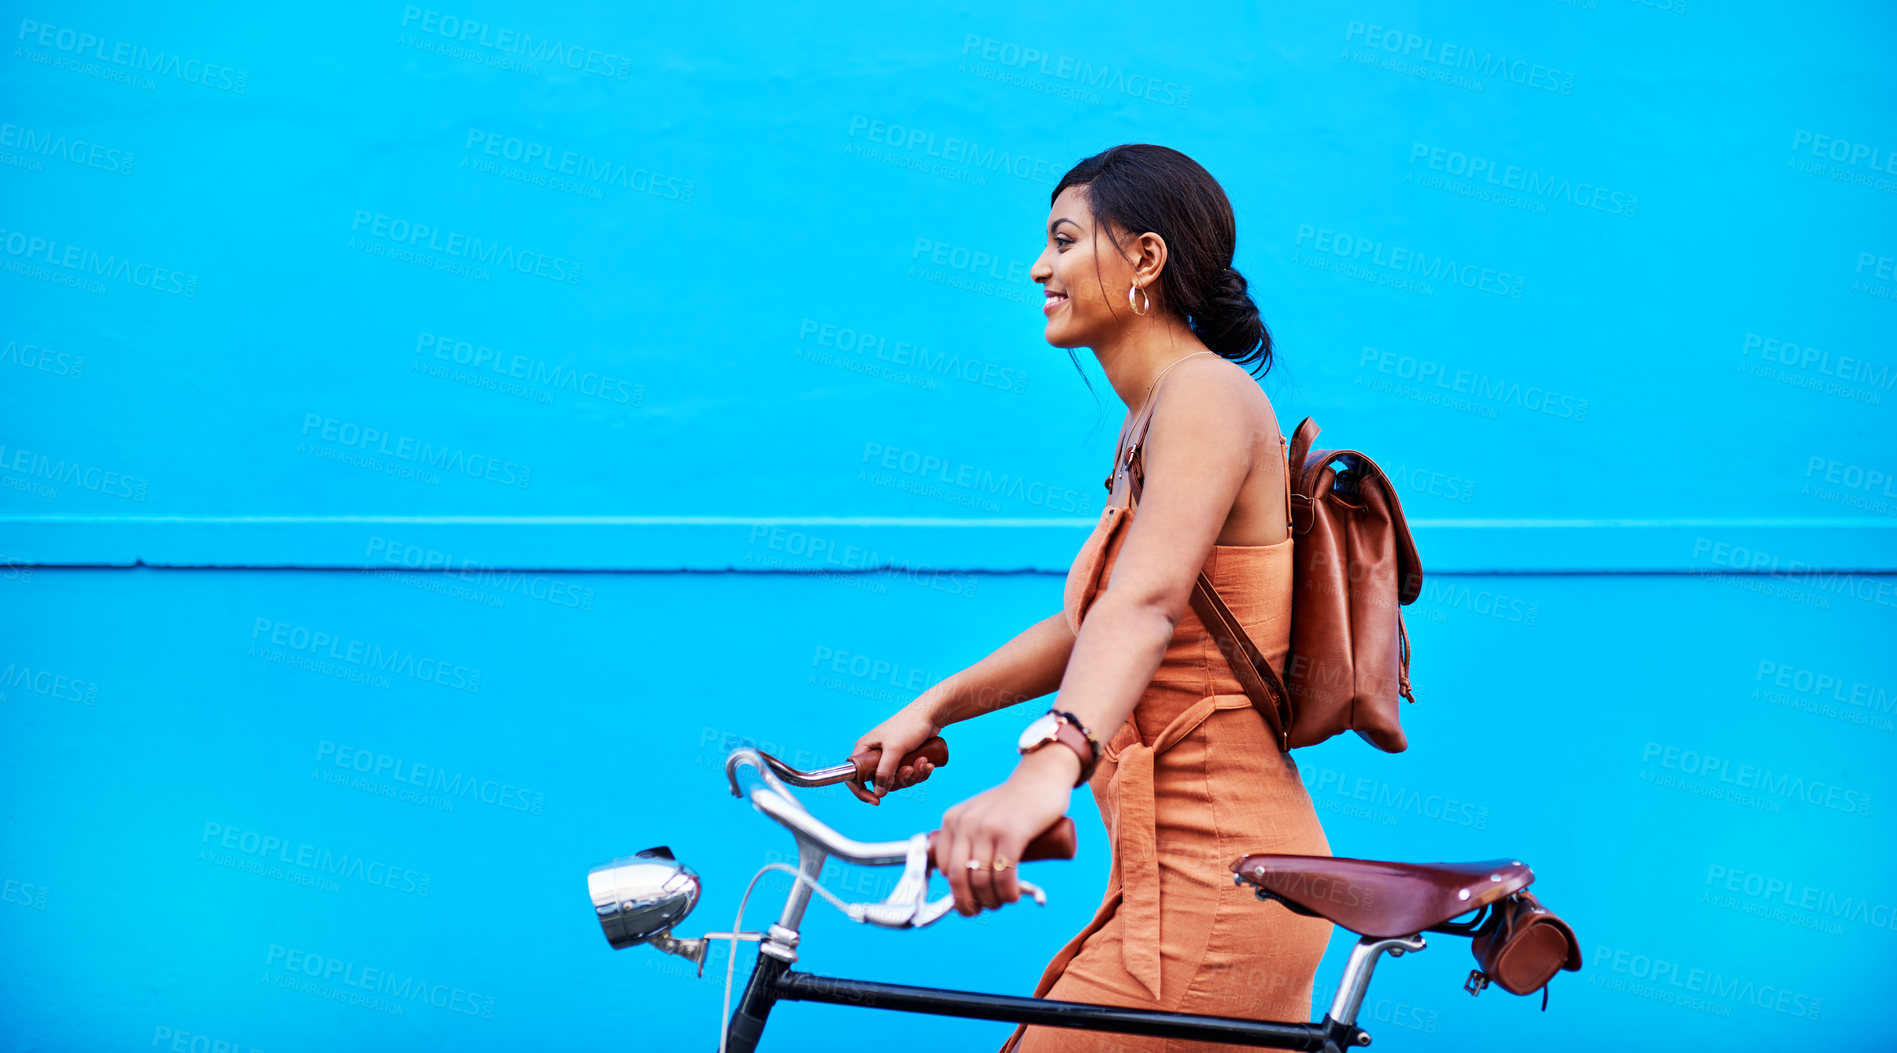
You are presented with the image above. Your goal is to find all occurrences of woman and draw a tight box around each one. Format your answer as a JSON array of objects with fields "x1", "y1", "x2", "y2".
[{"x1": 850, "y1": 144, "x2": 1332, "y2": 1051}]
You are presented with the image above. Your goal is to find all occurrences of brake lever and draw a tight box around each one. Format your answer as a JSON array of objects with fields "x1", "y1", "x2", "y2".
[{"x1": 845, "y1": 834, "x2": 1046, "y2": 929}]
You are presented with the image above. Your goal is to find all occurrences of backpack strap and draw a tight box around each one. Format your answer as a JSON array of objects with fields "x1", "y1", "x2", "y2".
[
  {"x1": 1125, "y1": 434, "x2": 1295, "y2": 753},
  {"x1": 1286, "y1": 417, "x2": 1321, "y2": 535},
  {"x1": 1188, "y1": 570, "x2": 1294, "y2": 752}
]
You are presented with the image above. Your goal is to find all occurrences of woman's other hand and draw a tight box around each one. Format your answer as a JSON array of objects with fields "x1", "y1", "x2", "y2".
[
  {"x1": 848, "y1": 702, "x2": 942, "y2": 805},
  {"x1": 934, "y1": 747, "x2": 1077, "y2": 914}
]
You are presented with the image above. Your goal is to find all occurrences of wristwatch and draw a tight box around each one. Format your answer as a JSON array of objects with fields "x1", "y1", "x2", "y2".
[{"x1": 1017, "y1": 709, "x2": 1099, "y2": 787}]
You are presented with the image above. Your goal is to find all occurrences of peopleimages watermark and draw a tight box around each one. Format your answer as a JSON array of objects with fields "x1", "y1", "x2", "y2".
[
  {"x1": 1690, "y1": 536, "x2": 1897, "y2": 610},
  {"x1": 0, "y1": 442, "x2": 149, "y2": 501},
  {"x1": 860, "y1": 440, "x2": 1092, "y2": 515},
  {"x1": 1638, "y1": 740, "x2": 1872, "y2": 817},
  {"x1": 201, "y1": 821, "x2": 432, "y2": 896},
  {"x1": 1803, "y1": 455, "x2": 1897, "y2": 517},
  {"x1": 248, "y1": 616, "x2": 482, "y2": 693},
  {"x1": 907, "y1": 236, "x2": 1037, "y2": 306},
  {"x1": 1788, "y1": 129, "x2": 1897, "y2": 195},
  {"x1": 1589, "y1": 943, "x2": 1820, "y2": 1020},
  {"x1": 1753, "y1": 659, "x2": 1894, "y2": 733},
  {"x1": 0, "y1": 225, "x2": 198, "y2": 297},
  {"x1": 0, "y1": 554, "x2": 32, "y2": 583},
  {"x1": 1298, "y1": 760, "x2": 1491, "y2": 829},
  {"x1": 811, "y1": 644, "x2": 938, "y2": 708},
  {"x1": 744, "y1": 524, "x2": 980, "y2": 601},
  {"x1": 1740, "y1": 331, "x2": 1891, "y2": 406},
  {"x1": 1411, "y1": 578, "x2": 1540, "y2": 626},
  {"x1": 0, "y1": 120, "x2": 134, "y2": 175},
  {"x1": 365, "y1": 535, "x2": 596, "y2": 611},
  {"x1": 1405, "y1": 141, "x2": 1637, "y2": 217},
  {"x1": 956, "y1": 34, "x2": 1192, "y2": 109},
  {"x1": 1383, "y1": 462, "x2": 1477, "y2": 504},
  {"x1": 150, "y1": 1023, "x2": 266, "y2": 1053},
  {"x1": 14, "y1": 18, "x2": 249, "y2": 93},
  {"x1": 461, "y1": 129, "x2": 694, "y2": 203},
  {"x1": 2, "y1": 878, "x2": 47, "y2": 911},
  {"x1": 315, "y1": 740, "x2": 545, "y2": 816},
  {"x1": 0, "y1": 661, "x2": 99, "y2": 705},
  {"x1": 1854, "y1": 249, "x2": 1896, "y2": 302},
  {"x1": 299, "y1": 413, "x2": 532, "y2": 489},
  {"x1": 398, "y1": 7, "x2": 629, "y2": 79},
  {"x1": 347, "y1": 209, "x2": 582, "y2": 285},
  {"x1": 1704, "y1": 863, "x2": 1896, "y2": 937},
  {"x1": 0, "y1": 335, "x2": 85, "y2": 379},
  {"x1": 1357, "y1": 347, "x2": 1588, "y2": 423},
  {"x1": 1342, "y1": 20, "x2": 1574, "y2": 96},
  {"x1": 414, "y1": 331, "x2": 639, "y2": 407},
  {"x1": 1293, "y1": 225, "x2": 1525, "y2": 299},
  {"x1": 795, "y1": 317, "x2": 1027, "y2": 396},
  {"x1": 264, "y1": 943, "x2": 495, "y2": 1019},
  {"x1": 846, "y1": 115, "x2": 1061, "y2": 187}
]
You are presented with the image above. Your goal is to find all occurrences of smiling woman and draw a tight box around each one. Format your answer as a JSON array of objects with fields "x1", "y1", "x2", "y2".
[{"x1": 849, "y1": 145, "x2": 1329, "y2": 1052}]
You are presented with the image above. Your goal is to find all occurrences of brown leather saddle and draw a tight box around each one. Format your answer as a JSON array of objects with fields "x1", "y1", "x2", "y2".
[{"x1": 1231, "y1": 854, "x2": 1534, "y2": 937}]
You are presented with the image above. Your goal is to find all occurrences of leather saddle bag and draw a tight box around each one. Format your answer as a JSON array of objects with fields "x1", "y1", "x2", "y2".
[{"x1": 1465, "y1": 890, "x2": 1583, "y2": 1006}]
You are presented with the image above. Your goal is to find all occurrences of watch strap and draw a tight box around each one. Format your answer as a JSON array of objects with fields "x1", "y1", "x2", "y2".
[
  {"x1": 1023, "y1": 711, "x2": 1097, "y2": 787},
  {"x1": 1048, "y1": 708, "x2": 1101, "y2": 766}
]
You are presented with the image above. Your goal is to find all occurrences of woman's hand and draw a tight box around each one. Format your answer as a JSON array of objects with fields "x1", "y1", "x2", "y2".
[
  {"x1": 848, "y1": 701, "x2": 943, "y2": 805},
  {"x1": 933, "y1": 747, "x2": 1078, "y2": 915}
]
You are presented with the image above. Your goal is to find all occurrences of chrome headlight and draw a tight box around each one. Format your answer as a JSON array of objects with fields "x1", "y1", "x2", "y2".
[{"x1": 587, "y1": 846, "x2": 701, "y2": 949}]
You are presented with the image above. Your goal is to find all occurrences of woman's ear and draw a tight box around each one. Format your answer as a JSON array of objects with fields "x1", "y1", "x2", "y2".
[{"x1": 1133, "y1": 232, "x2": 1169, "y2": 297}]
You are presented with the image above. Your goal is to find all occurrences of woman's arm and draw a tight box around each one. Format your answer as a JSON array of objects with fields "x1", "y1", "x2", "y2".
[
  {"x1": 851, "y1": 611, "x2": 1076, "y2": 798},
  {"x1": 926, "y1": 611, "x2": 1075, "y2": 727},
  {"x1": 1037, "y1": 370, "x2": 1260, "y2": 763},
  {"x1": 935, "y1": 361, "x2": 1266, "y2": 911}
]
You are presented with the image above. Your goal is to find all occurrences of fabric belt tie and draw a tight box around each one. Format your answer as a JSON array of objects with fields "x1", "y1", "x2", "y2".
[{"x1": 1104, "y1": 693, "x2": 1254, "y2": 1004}]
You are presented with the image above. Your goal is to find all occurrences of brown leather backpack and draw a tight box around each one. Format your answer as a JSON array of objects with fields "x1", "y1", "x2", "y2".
[{"x1": 1128, "y1": 415, "x2": 1422, "y2": 753}]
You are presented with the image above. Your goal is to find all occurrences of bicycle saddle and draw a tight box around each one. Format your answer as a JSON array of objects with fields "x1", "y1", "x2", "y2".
[{"x1": 1231, "y1": 854, "x2": 1534, "y2": 938}]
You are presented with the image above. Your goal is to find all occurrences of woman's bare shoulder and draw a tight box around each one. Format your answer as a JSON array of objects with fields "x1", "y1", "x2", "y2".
[{"x1": 1154, "y1": 354, "x2": 1280, "y2": 438}]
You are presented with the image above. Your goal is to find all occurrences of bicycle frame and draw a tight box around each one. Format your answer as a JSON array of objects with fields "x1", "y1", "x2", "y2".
[
  {"x1": 708, "y1": 749, "x2": 1446, "y2": 1053},
  {"x1": 723, "y1": 933, "x2": 1425, "y2": 1052}
]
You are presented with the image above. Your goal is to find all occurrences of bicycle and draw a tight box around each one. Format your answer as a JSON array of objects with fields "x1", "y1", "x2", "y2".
[{"x1": 585, "y1": 740, "x2": 1576, "y2": 1052}]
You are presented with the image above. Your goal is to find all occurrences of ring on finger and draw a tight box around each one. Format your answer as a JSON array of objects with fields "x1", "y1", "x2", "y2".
[
  {"x1": 991, "y1": 856, "x2": 1013, "y2": 871},
  {"x1": 964, "y1": 859, "x2": 990, "y2": 872}
]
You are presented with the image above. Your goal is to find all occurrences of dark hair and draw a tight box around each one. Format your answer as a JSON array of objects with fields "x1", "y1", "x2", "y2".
[{"x1": 1052, "y1": 144, "x2": 1272, "y2": 376}]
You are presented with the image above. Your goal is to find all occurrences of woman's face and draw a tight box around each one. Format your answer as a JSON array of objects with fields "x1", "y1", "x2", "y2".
[{"x1": 1031, "y1": 185, "x2": 1141, "y2": 349}]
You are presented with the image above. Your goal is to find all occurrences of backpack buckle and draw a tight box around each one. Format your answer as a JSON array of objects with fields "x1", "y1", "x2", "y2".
[
  {"x1": 1288, "y1": 492, "x2": 1313, "y2": 535},
  {"x1": 1465, "y1": 970, "x2": 1490, "y2": 997}
]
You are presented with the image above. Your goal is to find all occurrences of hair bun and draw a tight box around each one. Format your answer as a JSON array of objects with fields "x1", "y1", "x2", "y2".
[{"x1": 1198, "y1": 265, "x2": 1266, "y2": 366}]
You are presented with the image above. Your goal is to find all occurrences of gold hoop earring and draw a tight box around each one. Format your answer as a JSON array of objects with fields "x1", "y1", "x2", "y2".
[{"x1": 1127, "y1": 283, "x2": 1151, "y2": 316}]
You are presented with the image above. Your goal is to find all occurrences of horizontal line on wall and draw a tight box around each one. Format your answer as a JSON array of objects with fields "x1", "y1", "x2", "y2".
[{"x1": 0, "y1": 514, "x2": 1892, "y2": 574}]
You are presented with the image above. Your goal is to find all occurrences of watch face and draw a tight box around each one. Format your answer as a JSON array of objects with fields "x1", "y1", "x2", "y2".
[{"x1": 1017, "y1": 713, "x2": 1061, "y2": 752}]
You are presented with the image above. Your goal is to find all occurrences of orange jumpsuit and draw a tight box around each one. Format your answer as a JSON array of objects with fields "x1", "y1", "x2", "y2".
[{"x1": 1001, "y1": 451, "x2": 1334, "y2": 1052}]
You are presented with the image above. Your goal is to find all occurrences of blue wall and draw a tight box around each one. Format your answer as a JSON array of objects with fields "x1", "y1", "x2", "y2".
[{"x1": 2, "y1": 2, "x2": 1894, "y2": 1051}]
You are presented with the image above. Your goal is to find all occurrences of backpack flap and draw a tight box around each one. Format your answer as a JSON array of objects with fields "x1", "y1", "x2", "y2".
[{"x1": 1288, "y1": 418, "x2": 1423, "y2": 606}]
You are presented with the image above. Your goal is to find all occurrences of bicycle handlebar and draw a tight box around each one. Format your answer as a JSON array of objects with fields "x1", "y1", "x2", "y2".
[
  {"x1": 726, "y1": 745, "x2": 1076, "y2": 868},
  {"x1": 846, "y1": 737, "x2": 949, "y2": 803}
]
